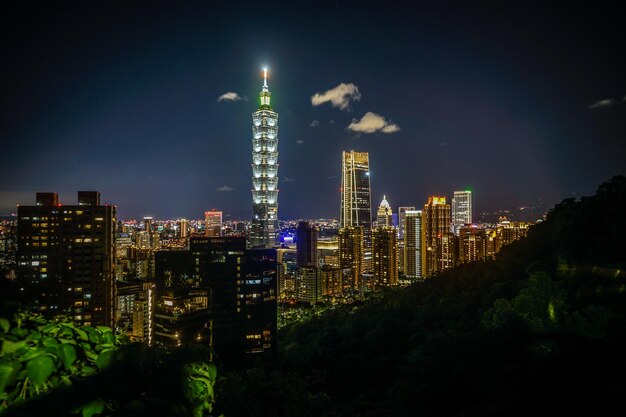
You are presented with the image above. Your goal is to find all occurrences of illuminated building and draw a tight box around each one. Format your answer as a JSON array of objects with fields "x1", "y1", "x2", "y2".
[
  {"x1": 422, "y1": 196, "x2": 451, "y2": 277},
  {"x1": 320, "y1": 265, "x2": 342, "y2": 296},
  {"x1": 177, "y1": 218, "x2": 189, "y2": 238},
  {"x1": 403, "y1": 210, "x2": 423, "y2": 279},
  {"x1": 153, "y1": 288, "x2": 210, "y2": 348},
  {"x1": 452, "y1": 191, "x2": 472, "y2": 235},
  {"x1": 376, "y1": 196, "x2": 393, "y2": 227},
  {"x1": 117, "y1": 280, "x2": 154, "y2": 345},
  {"x1": 17, "y1": 191, "x2": 116, "y2": 326},
  {"x1": 340, "y1": 150, "x2": 372, "y2": 272},
  {"x1": 250, "y1": 68, "x2": 279, "y2": 248},
  {"x1": 496, "y1": 218, "x2": 530, "y2": 251},
  {"x1": 295, "y1": 266, "x2": 321, "y2": 304},
  {"x1": 398, "y1": 206, "x2": 415, "y2": 241},
  {"x1": 296, "y1": 221, "x2": 317, "y2": 267},
  {"x1": 459, "y1": 225, "x2": 487, "y2": 263},
  {"x1": 240, "y1": 248, "x2": 277, "y2": 357},
  {"x1": 204, "y1": 210, "x2": 222, "y2": 237},
  {"x1": 338, "y1": 226, "x2": 363, "y2": 289},
  {"x1": 398, "y1": 206, "x2": 415, "y2": 273},
  {"x1": 154, "y1": 237, "x2": 277, "y2": 366},
  {"x1": 372, "y1": 226, "x2": 398, "y2": 286},
  {"x1": 276, "y1": 248, "x2": 297, "y2": 299},
  {"x1": 318, "y1": 239, "x2": 339, "y2": 267},
  {"x1": 438, "y1": 232, "x2": 458, "y2": 270},
  {"x1": 486, "y1": 228, "x2": 498, "y2": 259}
]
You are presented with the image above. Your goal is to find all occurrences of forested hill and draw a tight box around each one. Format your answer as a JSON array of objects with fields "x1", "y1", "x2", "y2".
[{"x1": 217, "y1": 176, "x2": 626, "y2": 417}]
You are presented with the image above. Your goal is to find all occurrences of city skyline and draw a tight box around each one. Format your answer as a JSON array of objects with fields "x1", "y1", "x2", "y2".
[{"x1": 1, "y1": 2, "x2": 625, "y2": 220}]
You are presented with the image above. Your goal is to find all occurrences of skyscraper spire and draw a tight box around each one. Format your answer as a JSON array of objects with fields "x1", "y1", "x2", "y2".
[{"x1": 259, "y1": 67, "x2": 271, "y2": 107}]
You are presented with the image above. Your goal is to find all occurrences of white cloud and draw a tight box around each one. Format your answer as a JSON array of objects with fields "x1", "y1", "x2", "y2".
[
  {"x1": 217, "y1": 92, "x2": 245, "y2": 102},
  {"x1": 311, "y1": 83, "x2": 361, "y2": 110},
  {"x1": 309, "y1": 120, "x2": 319, "y2": 127},
  {"x1": 347, "y1": 112, "x2": 400, "y2": 134},
  {"x1": 588, "y1": 98, "x2": 616, "y2": 109},
  {"x1": 296, "y1": 140, "x2": 304, "y2": 144},
  {"x1": 329, "y1": 119, "x2": 335, "y2": 124},
  {"x1": 216, "y1": 185, "x2": 234, "y2": 192},
  {"x1": 283, "y1": 176, "x2": 296, "y2": 183}
]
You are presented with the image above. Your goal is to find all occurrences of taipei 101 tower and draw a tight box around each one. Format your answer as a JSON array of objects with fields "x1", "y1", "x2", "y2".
[{"x1": 250, "y1": 68, "x2": 279, "y2": 248}]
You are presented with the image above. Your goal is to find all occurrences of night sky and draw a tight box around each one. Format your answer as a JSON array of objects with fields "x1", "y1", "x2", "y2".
[{"x1": 1, "y1": 1, "x2": 625, "y2": 220}]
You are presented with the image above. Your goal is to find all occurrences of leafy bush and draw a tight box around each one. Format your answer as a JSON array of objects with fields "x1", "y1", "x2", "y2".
[{"x1": 0, "y1": 312, "x2": 125, "y2": 415}]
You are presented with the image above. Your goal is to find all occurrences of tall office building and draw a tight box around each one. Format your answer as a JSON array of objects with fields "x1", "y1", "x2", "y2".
[
  {"x1": 452, "y1": 190, "x2": 472, "y2": 234},
  {"x1": 17, "y1": 191, "x2": 116, "y2": 326},
  {"x1": 250, "y1": 68, "x2": 279, "y2": 248},
  {"x1": 340, "y1": 150, "x2": 372, "y2": 272},
  {"x1": 423, "y1": 196, "x2": 451, "y2": 277},
  {"x1": 372, "y1": 226, "x2": 398, "y2": 286},
  {"x1": 403, "y1": 210, "x2": 423, "y2": 279},
  {"x1": 154, "y1": 237, "x2": 277, "y2": 366},
  {"x1": 296, "y1": 221, "x2": 317, "y2": 267},
  {"x1": 398, "y1": 207, "x2": 415, "y2": 241},
  {"x1": 204, "y1": 210, "x2": 222, "y2": 237},
  {"x1": 338, "y1": 226, "x2": 363, "y2": 289},
  {"x1": 397, "y1": 206, "x2": 415, "y2": 274},
  {"x1": 376, "y1": 196, "x2": 393, "y2": 227}
]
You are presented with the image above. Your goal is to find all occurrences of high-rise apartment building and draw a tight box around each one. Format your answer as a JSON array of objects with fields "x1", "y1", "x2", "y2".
[
  {"x1": 338, "y1": 226, "x2": 363, "y2": 289},
  {"x1": 177, "y1": 218, "x2": 189, "y2": 238},
  {"x1": 340, "y1": 150, "x2": 372, "y2": 272},
  {"x1": 296, "y1": 221, "x2": 317, "y2": 268},
  {"x1": 423, "y1": 196, "x2": 451, "y2": 277},
  {"x1": 452, "y1": 190, "x2": 472, "y2": 234},
  {"x1": 403, "y1": 210, "x2": 423, "y2": 279},
  {"x1": 376, "y1": 196, "x2": 393, "y2": 227},
  {"x1": 17, "y1": 191, "x2": 116, "y2": 326},
  {"x1": 204, "y1": 210, "x2": 222, "y2": 237},
  {"x1": 372, "y1": 226, "x2": 398, "y2": 286},
  {"x1": 459, "y1": 225, "x2": 487, "y2": 263},
  {"x1": 250, "y1": 68, "x2": 279, "y2": 248},
  {"x1": 496, "y1": 218, "x2": 530, "y2": 251},
  {"x1": 295, "y1": 266, "x2": 321, "y2": 304}
]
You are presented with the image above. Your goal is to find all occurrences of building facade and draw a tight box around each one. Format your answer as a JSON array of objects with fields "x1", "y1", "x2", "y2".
[
  {"x1": 17, "y1": 191, "x2": 116, "y2": 326},
  {"x1": 204, "y1": 210, "x2": 222, "y2": 237},
  {"x1": 452, "y1": 191, "x2": 472, "y2": 235},
  {"x1": 250, "y1": 69, "x2": 279, "y2": 248},
  {"x1": 372, "y1": 226, "x2": 398, "y2": 286},
  {"x1": 296, "y1": 221, "x2": 317, "y2": 268},
  {"x1": 376, "y1": 196, "x2": 393, "y2": 227},
  {"x1": 338, "y1": 226, "x2": 363, "y2": 290},
  {"x1": 403, "y1": 210, "x2": 423, "y2": 279},
  {"x1": 422, "y1": 196, "x2": 451, "y2": 277},
  {"x1": 340, "y1": 150, "x2": 372, "y2": 272}
]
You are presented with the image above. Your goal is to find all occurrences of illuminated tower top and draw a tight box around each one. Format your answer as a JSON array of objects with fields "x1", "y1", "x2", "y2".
[{"x1": 260, "y1": 67, "x2": 271, "y2": 108}]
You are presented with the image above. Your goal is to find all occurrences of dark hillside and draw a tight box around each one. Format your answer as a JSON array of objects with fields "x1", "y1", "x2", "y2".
[{"x1": 217, "y1": 176, "x2": 626, "y2": 417}]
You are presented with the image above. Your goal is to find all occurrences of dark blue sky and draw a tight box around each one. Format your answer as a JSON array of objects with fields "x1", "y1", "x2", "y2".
[{"x1": 1, "y1": 1, "x2": 625, "y2": 220}]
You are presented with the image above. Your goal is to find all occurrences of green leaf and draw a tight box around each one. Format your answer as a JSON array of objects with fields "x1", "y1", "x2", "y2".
[
  {"x1": 0, "y1": 318, "x2": 10, "y2": 333},
  {"x1": 81, "y1": 398, "x2": 105, "y2": 417},
  {"x1": 18, "y1": 348, "x2": 44, "y2": 362},
  {"x1": 42, "y1": 336, "x2": 59, "y2": 348},
  {"x1": 26, "y1": 355, "x2": 55, "y2": 386},
  {"x1": 75, "y1": 328, "x2": 88, "y2": 341},
  {"x1": 95, "y1": 349, "x2": 114, "y2": 371},
  {"x1": 0, "y1": 363, "x2": 16, "y2": 393},
  {"x1": 1, "y1": 340, "x2": 28, "y2": 355},
  {"x1": 96, "y1": 326, "x2": 112, "y2": 334},
  {"x1": 9, "y1": 327, "x2": 28, "y2": 338},
  {"x1": 80, "y1": 365, "x2": 96, "y2": 377},
  {"x1": 58, "y1": 344, "x2": 77, "y2": 370}
]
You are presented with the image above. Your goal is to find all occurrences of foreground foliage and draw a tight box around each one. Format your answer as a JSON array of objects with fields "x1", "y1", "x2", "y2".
[{"x1": 0, "y1": 314, "x2": 217, "y2": 416}]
